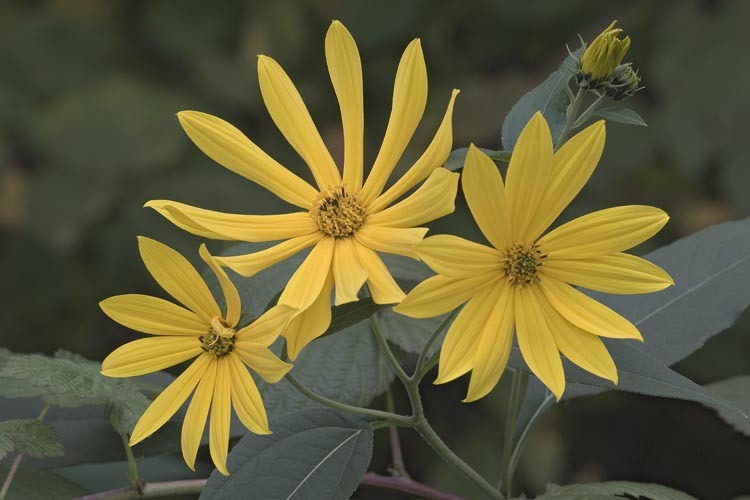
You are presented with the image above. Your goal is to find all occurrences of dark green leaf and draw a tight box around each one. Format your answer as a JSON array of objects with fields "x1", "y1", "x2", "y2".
[
  {"x1": 534, "y1": 481, "x2": 697, "y2": 499},
  {"x1": 706, "y1": 376, "x2": 750, "y2": 436},
  {"x1": 0, "y1": 466, "x2": 89, "y2": 500},
  {"x1": 445, "y1": 147, "x2": 511, "y2": 171},
  {"x1": 326, "y1": 299, "x2": 385, "y2": 337},
  {"x1": 592, "y1": 106, "x2": 647, "y2": 127},
  {"x1": 0, "y1": 419, "x2": 63, "y2": 459}
]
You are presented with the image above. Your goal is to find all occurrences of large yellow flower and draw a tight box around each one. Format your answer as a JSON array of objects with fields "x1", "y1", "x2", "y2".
[
  {"x1": 146, "y1": 21, "x2": 459, "y2": 360},
  {"x1": 100, "y1": 237, "x2": 294, "y2": 475},
  {"x1": 395, "y1": 113, "x2": 673, "y2": 402}
]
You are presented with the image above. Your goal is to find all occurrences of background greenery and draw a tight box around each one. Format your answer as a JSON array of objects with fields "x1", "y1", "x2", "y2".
[{"x1": 1, "y1": 0, "x2": 749, "y2": 498}]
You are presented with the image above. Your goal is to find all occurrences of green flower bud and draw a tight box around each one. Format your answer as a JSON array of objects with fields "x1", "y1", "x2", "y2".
[{"x1": 581, "y1": 20, "x2": 631, "y2": 81}]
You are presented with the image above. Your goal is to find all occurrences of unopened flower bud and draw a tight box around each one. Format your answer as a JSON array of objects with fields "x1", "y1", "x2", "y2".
[{"x1": 581, "y1": 20, "x2": 631, "y2": 81}]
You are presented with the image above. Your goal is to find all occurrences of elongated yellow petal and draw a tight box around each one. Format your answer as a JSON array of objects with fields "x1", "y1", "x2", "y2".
[
  {"x1": 130, "y1": 354, "x2": 211, "y2": 446},
  {"x1": 366, "y1": 168, "x2": 458, "y2": 228},
  {"x1": 217, "y1": 232, "x2": 323, "y2": 278},
  {"x1": 209, "y1": 357, "x2": 231, "y2": 476},
  {"x1": 395, "y1": 273, "x2": 500, "y2": 319},
  {"x1": 332, "y1": 238, "x2": 368, "y2": 305},
  {"x1": 461, "y1": 144, "x2": 512, "y2": 249},
  {"x1": 465, "y1": 282, "x2": 514, "y2": 402},
  {"x1": 538, "y1": 206, "x2": 669, "y2": 259},
  {"x1": 258, "y1": 55, "x2": 340, "y2": 189},
  {"x1": 284, "y1": 272, "x2": 334, "y2": 360},
  {"x1": 326, "y1": 21, "x2": 364, "y2": 191},
  {"x1": 369, "y1": 89, "x2": 460, "y2": 213},
  {"x1": 234, "y1": 344, "x2": 292, "y2": 383},
  {"x1": 354, "y1": 226, "x2": 428, "y2": 259},
  {"x1": 539, "y1": 277, "x2": 641, "y2": 340},
  {"x1": 102, "y1": 336, "x2": 202, "y2": 377},
  {"x1": 145, "y1": 200, "x2": 317, "y2": 242},
  {"x1": 200, "y1": 245, "x2": 241, "y2": 327},
  {"x1": 99, "y1": 295, "x2": 206, "y2": 336},
  {"x1": 540, "y1": 253, "x2": 674, "y2": 294},
  {"x1": 525, "y1": 121, "x2": 606, "y2": 241},
  {"x1": 355, "y1": 245, "x2": 405, "y2": 304},
  {"x1": 227, "y1": 354, "x2": 270, "y2": 434},
  {"x1": 177, "y1": 111, "x2": 317, "y2": 208},
  {"x1": 417, "y1": 234, "x2": 502, "y2": 278},
  {"x1": 181, "y1": 357, "x2": 216, "y2": 471},
  {"x1": 360, "y1": 39, "x2": 428, "y2": 205},
  {"x1": 505, "y1": 112, "x2": 553, "y2": 242},
  {"x1": 514, "y1": 286, "x2": 565, "y2": 400},
  {"x1": 137, "y1": 237, "x2": 220, "y2": 323},
  {"x1": 236, "y1": 304, "x2": 296, "y2": 346},
  {"x1": 278, "y1": 237, "x2": 335, "y2": 310}
]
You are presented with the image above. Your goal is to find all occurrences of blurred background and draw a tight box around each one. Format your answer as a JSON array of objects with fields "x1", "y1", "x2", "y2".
[{"x1": 1, "y1": 0, "x2": 749, "y2": 498}]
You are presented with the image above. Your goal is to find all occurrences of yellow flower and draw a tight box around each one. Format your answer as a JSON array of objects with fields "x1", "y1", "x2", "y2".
[
  {"x1": 100, "y1": 237, "x2": 294, "y2": 475},
  {"x1": 581, "y1": 20, "x2": 631, "y2": 80},
  {"x1": 395, "y1": 113, "x2": 673, "y2": 402},
  {"x1": 146, "y1": 21, "x2": 459, "y2": 359}
]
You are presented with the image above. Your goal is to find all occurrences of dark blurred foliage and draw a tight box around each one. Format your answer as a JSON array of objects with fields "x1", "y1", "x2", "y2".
[{"x1": 1, "y1": 0, "x2": 749, "y2": 498}]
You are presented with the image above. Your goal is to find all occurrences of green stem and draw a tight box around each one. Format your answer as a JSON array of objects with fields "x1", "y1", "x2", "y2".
[
  {"x1": 369, "y1": 315, "x2": 411, "y2": 385},
  {"x1": 0, "y1": 404, "x2": 51, "y2": 500},
  {"x1": 74, "y1": 479, "x2": 207, "y2": 500},
  {"x1": 120, "y1": 433, "x2": 141, "y2": 493},
  {"x1": 573, "y1": 92, "x2": 607, "y2": 128},
  {"x1": 555, "y1": 87, "x2": 586, "y2": 150},
  {"x1": 385, "y1": 387, "x2": 409, "y2": 477},
  {"x1": 413, "y1": 310, "x2": 458, "y2": 382},
  {"x1": 508, "y1": 391, "x2": 555, "y2": 483},
  {"x1": 498, "y1": 370, "x2": 527, "y2": 495}
]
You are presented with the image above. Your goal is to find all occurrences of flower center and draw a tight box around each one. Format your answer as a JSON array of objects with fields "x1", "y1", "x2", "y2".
[
  {"x1": 200, "y1": 317, "x2": 236, "y2": 357},
  {"x1": 503, "y1": 243, "x2": 546, "y2": 286},
  {"x1": 310, "y1": 185, "x2": 366, "y2": 238}
]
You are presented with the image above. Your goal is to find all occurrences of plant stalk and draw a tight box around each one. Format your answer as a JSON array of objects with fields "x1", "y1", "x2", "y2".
[
  {"x1": 0, "y1": 404, "x2": 51, "y2": 500},
  {"x1": 498, "y1": 369, "x2": 527, "y2": 495}
]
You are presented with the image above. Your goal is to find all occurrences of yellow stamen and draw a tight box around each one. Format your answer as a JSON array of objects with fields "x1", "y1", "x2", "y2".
[
  {"x1": 201, "y1": 317, "x2": 236, "y2": 356},
  {"x1": 503, "y1": 243, "x2": 546, "y2": 285},
  {"x1": 310, "y1": 185, "x2": 366, "y2": 238}
]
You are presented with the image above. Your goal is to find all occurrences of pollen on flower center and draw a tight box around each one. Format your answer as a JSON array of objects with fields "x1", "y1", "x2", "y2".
[
  {"x1": 310, "y1": 185, "x2": 366, "y2": 238},
  {"x1": 200, "y1": 317, "x2": 236, "y2": 357},
  {"x1": 503, "y1": 243, "x2": 546, "y2": 286}
]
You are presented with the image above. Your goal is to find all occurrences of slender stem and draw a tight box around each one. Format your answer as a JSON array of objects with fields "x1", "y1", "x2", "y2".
[
  {"x1": 555, "y1": 87, "x2": 586, "y2": 150},
  {"x1": 369, "y1": 315, "x2": 410, "y2": 385},
  {"x1": 573, "y1": 92, "x2": 606, "y2": 128},
  {"x1": 413, "y1": 310, "x2": 458, "y2": 383},
  {"x1": 385, "y1": 387, "x2": 409, "y2": 477},
  {"x1": 498, "y1": 370, "x2": 527, "y2": 495},
  {"x1": 508, "y1": 392, "x2": 555, "y2": 483},
  {"x1": 120, "y1": 433, "x2": 141, "y2": 493},
  {"x1": 0, "y1": 404, "x2": 51, "y2": 500},
  {"x1": 74, "y1": 479, "x2": 207, "y2": 500},
  {"x1": 361, "y1": 472, "x2": 463, "y2": 500}
]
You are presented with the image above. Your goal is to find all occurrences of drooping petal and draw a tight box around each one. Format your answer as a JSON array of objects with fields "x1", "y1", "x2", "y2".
[
  {"x1": 365, "y1": 168, "x2": 458, "y2": 228},
  {"x1": 137, "y1": 237, "x2": 220, "y2": 323},
  {"x1": 101, "y1": 336, "x2": 202, "y2": 378},
  {"x1": 129, "y1": 353, "x2": 211, "y2": 446},
  {"x1": 284, "y1": 272, "x2": 334, "y2": 360},
  {"x1": 369, "y1": 89, "x2": 460, "y2": 213},
  {"x1": 181, "y1": 357, "x2": 216, "y2": 471},
  {"x1": 332, "y1": 238, "x2": 368, "y2": 306},
  {"x1": 525, "y1": 121, "x2": 606, "y2": 241},
  {"x1": 145, "y1": 200, "x2": 317, "y2": 242},
  {"x1": 326, "y1": 21, "x2": 364, "y2": 191},
  {"x1": 200, "y1": 245, "x2": 241, "y2": 327},
  {"x1": 278, "y1": 237, "x2": 335, "y2": 310},
  {"x1": 539, "y1": 277, "x2": 642, "y2": 340},
  {"x1": 394, "y1": 273, "x2": 500, "y2": 319},
  {"x1": 234, "y1": 343, "x2": 292, "y2": 383},
  {"x1": 354, "y1": 226, "x2": 428, "y2": 259},
  {"x1": 514, "y1": 286, "x2": 565, "y2": 400},
  {"x1": 236, "y1": 304, "x2": 296, "y2": 346},
  {"x1": 537, "y1": 206, "x2": 670, "y2": 260},
  {"x1": 209, "y1": 357, "x2": 232, "y2": 476},
  {"x1": 227, "y1": 354, "x2": 270, "y2": 434},
  {"x1": 99, "y1": 295, "x2": 206, "y2": 336},
  {"x1": 461, "y1": 144, "x2": 512, "y2": 249},
  {"x1": 257, "y1": 55, "x2": 341, "y2": 189},
  {"x1": 355, "y1": 245, "x2": 405, "y2": 304},
  {"x1": 505, "y1": 112, "x2": 553, "y2": 242},
  {"x1": 217, "y1": 232, "x2": 323, "y2": 278},
  {"x1": 360, "y1": 39, "x2": 428, "y2": 205},
  {"x1": 417, "y1": 234, "x2": 503, "y2": 278},
  {"x1": 540, "y1": 253, "x2": 674, "y2": 294},
  {"x1": 177, "y1": 111, "x2": 317, "y2": 208}
]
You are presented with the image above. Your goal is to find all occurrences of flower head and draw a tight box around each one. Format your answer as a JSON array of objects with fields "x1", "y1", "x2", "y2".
[
  {"x1": 100, "y1": 237, "x2": 294, "y2": 475},
  {"x1": 395, "y1": 113, "x2": 673, "y2": 402},
  {"x1": 146, "y1": 21, "x2": 459, "y2": 359},
  {"x1": 581, "y1": 20, "x2": 631, "y2": 81}
]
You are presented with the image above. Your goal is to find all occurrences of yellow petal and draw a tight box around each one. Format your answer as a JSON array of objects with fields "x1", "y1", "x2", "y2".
[
  {"x1": 538, "y1": 206, "x2": 669, "y2": 259},
  {"x1": 417, "y1": 234, "x2": 502, "y2": 278},
  {"x1": 284, "y1": 272, "x2": 334, "y2": 360},
  {"x1": 177, "y1": 111, "x2": 317, "y2": 208},
  {"x1": 181, "y1": 357, "x2": 216, "y2": 471},
  {"x1": 360, "y1": 39, "x2": 428, "y2": 205},
  {"x1": 209, "y1": 357, "x2": 231, "y2": 476},
  {"x1": 99, "y1": 294, "x2": 206, "y2": 336},
  {"x1": 102, "y1": 336, "x2": 203, "y2": 378},
  {"x1": 145, "y1": 200, "x2": 317, "y2": 242},
  {"x1": 234, "y1": 343, "x2": 292, "y2": 383},
  {"x1": 540, "y1": 253, "x2": 674, "y2": 294},
  {"x1": 395, "y1": 273, "x2": 500, "y2": 319},
  {"x1": 525, "y1": 121, "x2": 606, "y2": 241},
  {"x1": 278, "y1": 237, "x2": 335, "y2": 310},
  {"x1": 354, "y1": 245, "x2": 405, "y2": 304},
  {"x1": 539, "y1": 277, "x2": 641, "y2": 340},
  {"x1": 129, "y1": 354, "x2": 211, "y2": 446},
  {"x1": 461, "y1": 144, "x2": 512, "y2": 249},
  {"x1": 366, "y1": 168, "x2": 458, "y2": 228},
  {"x1": 354, "y1": 226, "x2": 428, "y2": 259},
  {"x1": 326, "y1": 21, "x2": 364, "y2": 191},
  {"x1": 137, "y1": 237, "x2": 220, "y2": 323},
  {"x1": 236, "y1": 304, "x2": 296, "y2": 346},
  {"x1": 505, "y1": 112, "x2": 553, "y2": 242},
  {"x1": 257, "y1": 55, "x2": 341, "y2": 189},
  {"x1": 332, "y1": 238, "x2": 368, "y2": 306},
  {"x1": 514, "y1": 286, "x2": 565, "y2": 400},
  {"x1": 227, "y1": 354, "x2": 270, "y2": 434},
  {"x1": 369, "y1": 89, "x2": 460, "y2": 213},
  {"x1": 217, "y1": 232, "x2": 323, "y2": 278},
  {"x1": 200, "y1": 244, "x2": 241, "y2": 327}
]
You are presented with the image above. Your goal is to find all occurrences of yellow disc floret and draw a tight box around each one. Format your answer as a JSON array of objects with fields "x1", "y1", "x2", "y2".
[
  {"x1": 201, "y1": 317, "x2": 236, "y2": 357},
  {"x1": 310, "y1": 185, "x2": 366, "y2": 238},
  {"x1": 503, "y1": 243, "x2": 546, "y2": 286}
]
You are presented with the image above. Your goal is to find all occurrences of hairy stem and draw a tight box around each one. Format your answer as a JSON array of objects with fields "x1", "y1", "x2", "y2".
[
  {"x1": 508, "y1": 391, "x2": 555, "y2": 482},
  {"x1": 120, "y1": 433, "x2": 141, "y2": 493},
  {"x1": 555, "y1": 87, "x2": 586, "y2": 149},
  {"x1": 498, "y1": 370, "x2": 527, "y2": 495},
  {"x1": 385, "y1": 387, "x2": 409, "y2": 477},
  {"x1": 361, "y1": 472, "x2": 463, "y2": 500},
  {"x1": 369, "y1": 315, "x2": 411, "y2": 384},
  {"x1": 74, "y1": 479, "x2": 207, "y2": 500},
  {"x1": 0, "y1": 404, "x2": 51, "y2": 500},
  {"x1": 413, "y1": 310, "x2": 458, "y2": 382}
]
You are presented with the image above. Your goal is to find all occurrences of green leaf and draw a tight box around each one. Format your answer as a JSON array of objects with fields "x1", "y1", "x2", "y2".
[
  {"x1": 706, "y1": 376, "x2": 750, "y2": 436},
  {"x1": 199, "y1": 409, "x2": 373, "y2": 500},
  {"x1": 326, "y1": 299, "x2": 385, "y2": 337},
  {"x1": 0, "y1": 419, "x2": 63, "y2": 459},
  {"x1": 445, "y1": 147, "x2": 511, "y2": 171},
  {"x1": 0, "y1": 466, "x2": 89, "y2": 500},
  {"x1": 534, "y1": 481, "x2": 697, "y2": 499},
  {"x1": 592, "y1": 106, "x2": 647, "y2": 127}
]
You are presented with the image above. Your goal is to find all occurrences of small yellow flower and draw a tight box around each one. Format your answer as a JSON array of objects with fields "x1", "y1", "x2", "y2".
[
  {"x1": 581, "y1": 20, "x2": 631, "y2": 81},
  {"x1": 146, "y1": 21, "x2": 460, "y2": 359},
  {"x1": 395, "y1": 113, "x2": 673, "y2": 402},
  {"x1": 100, "y1": 237, "x2": 294, "y2": 475}
]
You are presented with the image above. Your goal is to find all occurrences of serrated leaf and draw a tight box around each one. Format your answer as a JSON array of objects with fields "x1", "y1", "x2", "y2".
[
  {"x1": 592, "y1": 106, "x2": 647, "y2": 127},
  {"x1": 706, "y1": 376, "x2": 750, "y2": 436},
  {"x1": 535, "y1": 481, "x2": 697, "y2": 500},
  {"x1": 445, "y1": 147, "x2": 511, "y2": 171},
  {"x1": 0, "y1": 419, "x2": 63, "y2": 459},
  {"x1": 0, "y1": 466, "x2": 89, "y2": 500},
  {"x1": 200, "y1": 409, "x2": 373, "y2": 500}
]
